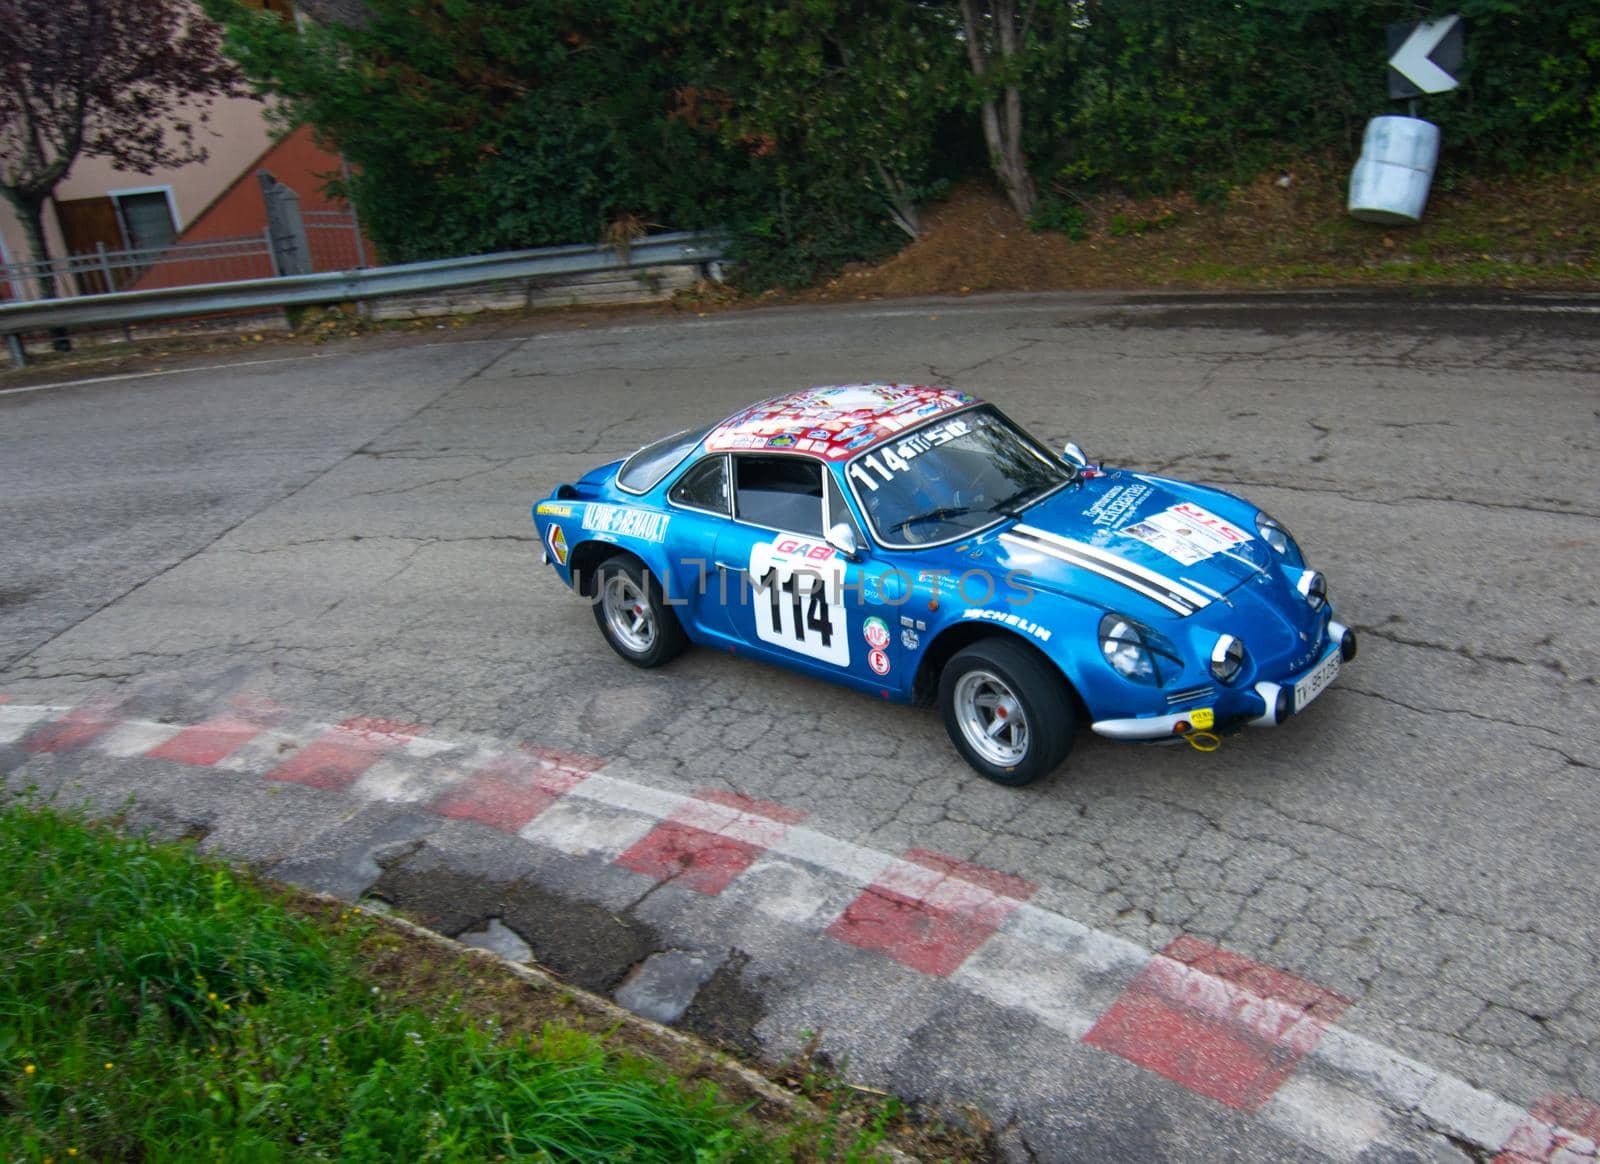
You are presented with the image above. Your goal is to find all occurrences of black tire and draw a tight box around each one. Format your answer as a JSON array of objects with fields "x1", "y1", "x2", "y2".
[
  {"x1": 938, "y1": 637, "x2": 1076, "y2": 785},
  {"x1": 591, "y1": 554, "x2": 688, "y2": 668}
]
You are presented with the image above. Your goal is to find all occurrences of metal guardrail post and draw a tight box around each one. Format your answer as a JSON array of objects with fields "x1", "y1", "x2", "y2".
[
  {"x1": 95, "y1": 243, "x2": 114, "y2": 295},
  {"x1": 341, "y1": 159, "x2": 369, "y2": 270}
]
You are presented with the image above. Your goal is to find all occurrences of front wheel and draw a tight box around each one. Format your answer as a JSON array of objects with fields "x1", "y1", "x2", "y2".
[
  {"x1": 592, "y1": 554, "x2": 687, "y2": 668},
  {"x1": 938, "y1": 638, "x2": 1076, "y2": 785}
]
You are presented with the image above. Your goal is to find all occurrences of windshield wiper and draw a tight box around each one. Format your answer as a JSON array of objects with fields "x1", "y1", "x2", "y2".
[
  {"x1": 895, "y1": 504, "x2": 986, "y2": 529},
  {"x1": 990, "y1": 480, "x2": 1061, "y2": 518}
]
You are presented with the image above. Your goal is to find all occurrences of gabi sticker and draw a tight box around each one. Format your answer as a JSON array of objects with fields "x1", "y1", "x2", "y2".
[
  {"x1": 581, "y1": 504, "x2": 671, "y2": 543},
  {"x1": 773, "y1": 537, "x2": 836, "y2": 562}
]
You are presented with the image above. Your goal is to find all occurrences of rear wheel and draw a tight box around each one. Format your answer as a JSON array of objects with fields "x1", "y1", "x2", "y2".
[
  {"x1": 938, "y1": 638, "x2": 1076, "y2": 785},
  {"x1": 592, "y1": 554, "x2": 687, "y2": 668}
]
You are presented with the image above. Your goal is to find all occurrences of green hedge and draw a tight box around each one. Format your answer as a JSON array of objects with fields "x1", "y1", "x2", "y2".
[{"x1": 205, "y1": 0, "x2": 1596, "y2": 279}]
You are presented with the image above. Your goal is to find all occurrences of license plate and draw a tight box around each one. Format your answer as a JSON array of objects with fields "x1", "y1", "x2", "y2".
[{"x1": 1293, "y1": 649, "x2": 1341, "y2": 713}]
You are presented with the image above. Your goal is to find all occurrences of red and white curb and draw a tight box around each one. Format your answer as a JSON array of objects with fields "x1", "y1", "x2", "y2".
[{"x1": 4, "y1": 698, "x2": 1596, "y2": 1162}]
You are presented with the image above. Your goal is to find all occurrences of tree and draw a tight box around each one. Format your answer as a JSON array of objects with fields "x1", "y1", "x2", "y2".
[
  {"x1": 0, "y1": 0, "x2": 242, "y2": 296},
  {"x1": 682, "y1": 0, "x2": 963, "y2": 241},
  {"x1": 959, "y1": 0, "x2": 1038, "y2": 221}
]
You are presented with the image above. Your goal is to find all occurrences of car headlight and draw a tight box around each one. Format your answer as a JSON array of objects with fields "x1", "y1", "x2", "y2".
[
  {"x1": 1296, "y1": 569, "x2": 1327, "y2": 610},
  {"x1": 1260, "y1": 514, "x2": 1299, "y2": 562},
  {"x1": 1210, "y1": 634, "x2": 1247, "y2": 684},
  {"x1": 1099, "y1": 614, "x2": 1159, "y2": 684}
]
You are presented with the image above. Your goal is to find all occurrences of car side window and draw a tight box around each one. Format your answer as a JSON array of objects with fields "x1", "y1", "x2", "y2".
[
  {"x1": 669, "y1": 455, "x2": 730, "y2": 515},
  {"x1": 733, "y1": 456, "x2": 824, "y2": 537}
]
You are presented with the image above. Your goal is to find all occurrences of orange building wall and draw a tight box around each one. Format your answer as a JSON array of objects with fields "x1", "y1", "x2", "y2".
[
  {"x1": 130, "y1": 125, "x2": 375, "y2": 290},
  {"x1": 179, "y1": 124, "x2": 350, "y2": 241}
]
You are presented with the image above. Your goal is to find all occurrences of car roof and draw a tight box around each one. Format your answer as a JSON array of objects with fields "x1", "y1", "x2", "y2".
[{"x1": 703, "y1": 384, "x2": 980, "y2": 462}]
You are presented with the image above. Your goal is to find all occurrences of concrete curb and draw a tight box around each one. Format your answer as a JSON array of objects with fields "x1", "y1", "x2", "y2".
[{"x1": 4, "y1": 700, "x2": 1596, "y2": 1163}]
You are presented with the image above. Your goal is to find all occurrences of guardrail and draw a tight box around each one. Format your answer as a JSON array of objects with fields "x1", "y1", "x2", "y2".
[{"x1": 1, "y1": 230, "x2": 726, "y2": 368}]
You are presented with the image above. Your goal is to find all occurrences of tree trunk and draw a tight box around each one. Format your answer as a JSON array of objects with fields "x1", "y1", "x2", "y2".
[
  {"x1": 959, "y1": 0, "x2": 1037, "y2": 222},
  {"x1": 10, "y1": 192, "x2": 61, "y2": 301}
]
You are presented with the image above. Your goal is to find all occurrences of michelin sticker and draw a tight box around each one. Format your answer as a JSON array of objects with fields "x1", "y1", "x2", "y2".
[
  {"x1": 581, "y1": 504, "x2": 671, "y2": 543},
  {"x1": 962, "y1": 608, "x2": 1052, "y2": 643}
]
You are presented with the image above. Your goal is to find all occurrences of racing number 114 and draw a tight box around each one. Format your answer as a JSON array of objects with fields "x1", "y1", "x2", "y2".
[{"x1": 762, "y1": 568, "x2": 833, "y2": 647}]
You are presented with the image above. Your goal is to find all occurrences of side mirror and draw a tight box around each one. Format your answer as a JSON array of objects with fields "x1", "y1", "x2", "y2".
[
  {"x1": 1062, "y1": 441, "x2": 1088, "y2": 468},
  {"x1": 826, "y1": 522, "x2": 863, "y2": 561}
]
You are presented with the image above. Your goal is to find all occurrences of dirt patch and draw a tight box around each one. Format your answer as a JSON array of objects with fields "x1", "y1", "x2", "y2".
[
  {"x1": 786, "y1": 162, "x2": 1598, "y2": 302},
  {"x1": 287, "y1": 891, "x2": 996, "y2": 1161}
]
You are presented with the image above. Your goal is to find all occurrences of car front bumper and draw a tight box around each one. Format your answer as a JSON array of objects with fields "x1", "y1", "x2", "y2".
[{"x1": 1090, "y1": 621, "x2": 1357, "y2": 741}]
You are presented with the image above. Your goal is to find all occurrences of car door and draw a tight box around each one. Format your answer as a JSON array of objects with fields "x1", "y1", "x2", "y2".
[
  {"x1": 660, "y1": 453, "x2": 741, "y2": 649},
  {"x1": 713, "y1": 455, "x2": 904, "y2": 692}
]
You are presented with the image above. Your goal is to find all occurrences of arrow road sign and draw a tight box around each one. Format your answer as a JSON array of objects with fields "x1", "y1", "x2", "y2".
[{"x1": 1387, "y1": 15, "x2": 1465, "y2": 99}]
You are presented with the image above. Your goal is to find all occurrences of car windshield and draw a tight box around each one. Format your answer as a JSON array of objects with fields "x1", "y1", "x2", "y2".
[{"x1": 846, "y1": 406, "x2": 1071, "y2": 546}]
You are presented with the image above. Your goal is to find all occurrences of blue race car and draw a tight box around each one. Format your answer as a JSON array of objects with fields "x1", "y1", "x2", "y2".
[{"x1": 533, "y1": 384, "x2": 1355, "y2": 785}]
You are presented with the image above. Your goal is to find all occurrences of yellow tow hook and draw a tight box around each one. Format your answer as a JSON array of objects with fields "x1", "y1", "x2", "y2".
[{"x1": 1175, "y1": 708, "x2": 1221, "y2": 752}]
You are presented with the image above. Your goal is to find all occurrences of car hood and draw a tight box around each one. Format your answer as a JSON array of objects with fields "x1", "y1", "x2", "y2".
[{"x1": 969, "y1": 472, "x2": 1276, "y2": 618}]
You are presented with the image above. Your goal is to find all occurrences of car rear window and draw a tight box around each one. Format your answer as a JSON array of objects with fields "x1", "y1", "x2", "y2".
[{"x1": 617, "y1": 425, "x2": 712, "y2": 493}]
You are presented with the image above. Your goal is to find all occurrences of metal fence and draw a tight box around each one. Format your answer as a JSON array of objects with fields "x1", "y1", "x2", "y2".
[
  {"x1": 304, "y1": 209, "x2": 369, "y2": 272},
  {"x1": 1, "y1": 234, "x2": 274, "y2": 301},
  {"x1": 0, "y1": 207, "x2": 368, "y2": 303}
]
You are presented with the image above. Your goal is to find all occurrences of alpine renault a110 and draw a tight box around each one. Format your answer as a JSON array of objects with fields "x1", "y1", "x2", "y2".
[{"x1": 532, "y1": 384, "x2": 1355, "y2": 785}]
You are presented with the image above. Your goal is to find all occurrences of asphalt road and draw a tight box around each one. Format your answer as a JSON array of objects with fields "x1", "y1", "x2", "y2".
[{"x1": 3, "y1": 290, "x2": 1596, "y2": 1160}]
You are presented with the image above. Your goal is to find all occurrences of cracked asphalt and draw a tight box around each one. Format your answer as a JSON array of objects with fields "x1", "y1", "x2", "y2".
[{"x1": 3, "y1": 290, "x2": 1596, "y2": 1156}]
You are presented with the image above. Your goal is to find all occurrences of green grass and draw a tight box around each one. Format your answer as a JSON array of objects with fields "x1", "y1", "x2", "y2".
[{"x1": 0, "y1": 797, "x2": 799, "y2": 1162}]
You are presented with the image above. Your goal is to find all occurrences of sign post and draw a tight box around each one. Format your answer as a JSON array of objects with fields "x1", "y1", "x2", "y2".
[{"x1": 1349, "y1": 15, "x2": 1464, "y2": 225}]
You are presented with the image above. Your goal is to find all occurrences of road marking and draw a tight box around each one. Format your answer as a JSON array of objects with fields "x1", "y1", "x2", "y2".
[
  {"x1": 263, "y1": 715, "x2": 420, "y2": 791},
  {"x1": 825, "y1": 852, "x2": 1033, "y2": 976},
  {"x1": 20, "y1": 704, "x2": 121, "y2": 753},
  {"x1": 0, "y1": 355, "x2": 336, "y2": 395},
  {"x1": 147, "y1": 714, "x2": 273, "y2": 766},
  {"x1": 1084, "y1": 936, "x2": 1351, "y2": 1112},
  {"x1": 430, "y1": 744, "x2": 597, "y2": 833},
  {"x1": 617, "y1": 789, "x2": 807, "y2": 896},
  {"x1": 5, "y1": 699, "x2": 1593, "y2": 1161}
]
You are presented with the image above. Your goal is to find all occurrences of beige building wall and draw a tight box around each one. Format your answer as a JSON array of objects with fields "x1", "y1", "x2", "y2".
[{"x1": 1, "y1": 94, "x2": 274, "y2": 279}]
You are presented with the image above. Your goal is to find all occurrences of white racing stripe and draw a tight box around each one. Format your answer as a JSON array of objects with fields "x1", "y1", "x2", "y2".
[
  {"x1": 1013, "y1": 524, "x2": 1213, "y2": 608},
  {"x1": 1001, "y1": 534, "x2": 1192, "y2": 615},
  {"x1": 1003, "y1": 529, "x2": 1207, "y2": 616}
]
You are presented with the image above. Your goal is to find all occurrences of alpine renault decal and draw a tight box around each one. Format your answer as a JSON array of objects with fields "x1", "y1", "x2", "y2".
[{"x1": 581, "y1": 504, "x2": 671, "y2": 543}]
